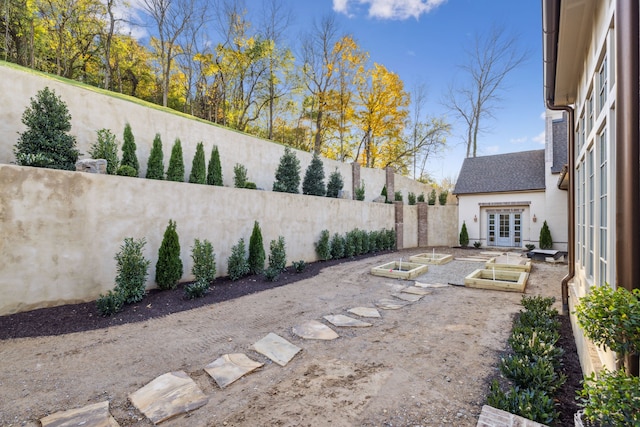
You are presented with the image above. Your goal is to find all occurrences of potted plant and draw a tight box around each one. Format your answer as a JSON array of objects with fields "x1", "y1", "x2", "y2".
[{"x1": 574, "y1": 285, "x2": 640, "y2": 426}]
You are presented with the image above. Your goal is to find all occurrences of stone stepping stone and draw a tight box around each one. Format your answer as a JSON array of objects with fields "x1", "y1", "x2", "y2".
[
  {"x1": 252, "y1": 332, "x2": 302, "y2": 366},
  {"x1": 205, "y1": 353, "x2": 263, "y2": 389},
  {"x1": 402, "y1": 286, "x2": 433, "y2": 296},
  {"x1": 414, "y1": 281, "x2": 449, "y2": 288},
  {"x1": 323, "y1": 314, "x2": 372, "y2": 327},
  {"x1": 392, "y1": 292, "x2": 423, "y2": 302},
  {"x1": 40, "y1": 401, "x2": 119, "y2": 427},
  {"x1": 129, "y1": 371, "x2": 208, "y2": 425},
  {"x1": 375, "y1": 298, "x2": 411, "y2": 310},
  {"x1": 292, "y1": 320, "x2": 339, "y2": 340},
  {"x1": 348, "y1": 307, "x2": 382, "y2": 318}
]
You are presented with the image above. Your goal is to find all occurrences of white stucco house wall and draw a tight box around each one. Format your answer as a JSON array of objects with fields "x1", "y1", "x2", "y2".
[
  {"x1": 543, "y1": 0, "x2": 640, "y2": 376},
  {"x1": 452, "y1": 111, "x2": 568, "y2": 251}
]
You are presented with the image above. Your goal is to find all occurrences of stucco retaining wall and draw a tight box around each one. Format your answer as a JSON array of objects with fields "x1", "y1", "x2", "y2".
[
  {"x1": 0, "y1": 164, "x2": 398, "y2": 315},
  {"x1": 0, "y1": 63, "x2": 429, "y2": 202}
]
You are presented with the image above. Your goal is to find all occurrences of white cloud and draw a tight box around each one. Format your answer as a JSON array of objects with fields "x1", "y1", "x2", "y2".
[
  {"x1": 532, "y1": 131, "x2": 545, "y2": 144},
  {"x1": 510, "y1": 137, "x2": 527, "y2": 144},
  {"x1": 485, "y1": 145, "x2": 500, "y2": 154},
  {"x1": 407, "y1": 50, "x2": 416, "y2": 56},
  {"x1": 539, "y1": 111, "x2": 546, "y2": 120},
  {"x1": 333, "y1": 0, "x2": 447, "y2": 20}
]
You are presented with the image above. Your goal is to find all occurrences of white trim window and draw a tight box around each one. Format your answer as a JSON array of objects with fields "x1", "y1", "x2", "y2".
[
  {"x1": 587, "y1": 147, "x2": 595, "y2": 279},
  {"x1": 598, "y1": 56, "x2": 608, "y2": 115},
  {"x1": 598, "y1": 131, "x2": 608, "y2": 286}
]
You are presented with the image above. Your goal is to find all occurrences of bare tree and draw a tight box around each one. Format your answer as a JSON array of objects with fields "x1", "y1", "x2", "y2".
[
  {"x1": 447, "y1": 26, "x2": 526, "y2": 158},
  {"x1": 140, "y1": 0, "x2": 198, "y2": 107},
  {"x1": 300, "y1": 15, "x2": 342, "y2": 154},
  {"x1": 259, "y1": 0, "x2": 294, "y2": 140}
]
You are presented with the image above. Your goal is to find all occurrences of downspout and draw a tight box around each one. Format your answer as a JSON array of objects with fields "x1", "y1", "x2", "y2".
[
  {"x1": 615, "y1": 0, "x2": 640, "y2": 376},
  {"x1": 543, "y1": 0, "x2": 573, "y2": 314}
]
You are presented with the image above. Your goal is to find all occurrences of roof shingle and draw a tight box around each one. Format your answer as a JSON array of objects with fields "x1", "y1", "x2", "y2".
[{"x1": 453, "y1": 150, "x2": 546, "y2": 195}]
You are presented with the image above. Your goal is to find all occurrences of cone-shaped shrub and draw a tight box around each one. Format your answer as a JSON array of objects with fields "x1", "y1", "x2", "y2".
[
  {"x1": 326, "y1": 169, "x2": 344, "y2": 198},
  {"x1": 189, "y1": 142, "x2": 206, "y2": 184},
  {"x1": 428, "y1": 189, "x2": 437, "y2": 205},
  {"x1": 330, "y1": 233, "x2": 345, "y2": 259},
  {"x1": 233, "y1": 163, "x2": 248, "y2": 188},
  {"x1": 89, "y1": 129, "x2": 119, "y2": 174},
  {"x1": 166, "y1": 138, "x2": 185, "y2": 182},
  {"x1": 302, "y1": 153, "x2": 326, "y2": 196},
  {"x1": 207, "y1": 145, "x2": 223, "y2": 186},
  {"x1": 228, "y1": 238, "x2": 249, "y2": 280},
  {"x1": 417, "y1": 193, "x2": 425, "y2": 202},
  {"x1": 146, "y1": 134, "x2": 164, "y2": 180},
  {"x1": 539, "y1": 220, "x2": 553, "y2": 249},
  {"x1": 121, "y1": 123, "x2": 139, "y2": 174},
  {"x1": 156, "y1": 219, "x2": 183, "y2": 290},
  {"x1": 315, "y1": 229, "x2": 331, "y2": 260},
  {"x1": 248, "y1": 221, "x2": 265, "y2": 274},
  {"x1": 438, "y1": 190, "x2": 448, "y2": 205},
  {"x1": 14, "y1": 87, "x2": 78, "y2": 170},
  {"x1": 459, "y1": 221, "x2": 469, "y2": 247},
  {"x1": 273, "y1": 147, "x2": 300, "y2": 193}
]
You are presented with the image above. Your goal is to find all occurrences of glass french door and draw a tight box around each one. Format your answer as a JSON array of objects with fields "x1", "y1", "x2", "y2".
[{"x1": 487, "y1": 212, "x2": 522, "y2": 247}]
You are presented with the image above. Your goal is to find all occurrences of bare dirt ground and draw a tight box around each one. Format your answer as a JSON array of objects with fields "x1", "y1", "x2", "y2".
[{"x1": 0, "y1": 248, "x2": 568, "y2": 427}]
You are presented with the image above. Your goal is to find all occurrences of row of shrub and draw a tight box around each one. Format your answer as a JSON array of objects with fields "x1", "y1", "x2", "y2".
[
  {"x1": 14, "y1": 87, "x2": 437, "y2": 205},
  {"x1": 96, "y1": 220, "x2": 301, "y2": 316},
  {"x1": 381, "y1": 186, "x2": 448, "y2": 206},
  {"x1": 486, "y1": 296, "x2": 565, "y2": 425},
  {"x1": 314, "y1": 228, "x2": 396, "y2": 261}
]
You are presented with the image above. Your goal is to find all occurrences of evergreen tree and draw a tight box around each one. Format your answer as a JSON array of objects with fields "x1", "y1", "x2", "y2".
[
  {"x1": 326, "y1": 169, "x2": 344, "y2": 198},
  {"x1": 166, "y1": 138, "x2": 185, "y2": 182},
  {"x1": 89, "y1": 129, "x2": 119, "y2": 174},
  {"x1": 459, "y1": 221, "x2": 469, "y2": 247},
  {"x1": 248, "y1": 221, "x2": 266, "y2": 274},
  {"x1": 233, "y1": 163, "x2": 248, "y2": 188},
  {"x1": 228, "y1": 238, "x2": 249, "y2": 280},
  {"x1": 156, "y1": 219, "x2": 183, "y2": 290},
  {"x1": 14, "y1": 87, "x2": 79, "y2": 170},
  {"x1": 273, "y1": 147, "x2": 300, "y2": 193},
  {"x1": 381, "y1": 185, "x2": 388, "y2": 201},
  {"x1": 315, "y1": 230, "x2": 331, "y2": 260},
  {"x1": 268, "y1": 236, "x2": 287, "y2": 272},
  {"x1": 121, "y1": 123, "x2": 139, "y2": 174},
  {"x1": 189, "y1": 142, "x2": 206, "y2": 184},
  {"x1": 539, "y1": 220, "x2": 553, "y2": 249},
  {"x1": 438, "y1": 190, "x2": 449, "y2": 205},
  {"x1": 302, "y1": 153, "x2": 326, "y2": 196},
  {"x1": 207, "y1": 145, "x2": 223, "y2": 186},
  {"x1": 428, "y1": 189, "x2": 437, "y2": 205},
  {"x1": 146, "y1": 134, "x2": 164, "y2": 180}
]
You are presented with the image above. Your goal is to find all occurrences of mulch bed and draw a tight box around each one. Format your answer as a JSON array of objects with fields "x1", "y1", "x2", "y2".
[{"x1": 0, "y1": 252, "x2": 583, "y2": 423}]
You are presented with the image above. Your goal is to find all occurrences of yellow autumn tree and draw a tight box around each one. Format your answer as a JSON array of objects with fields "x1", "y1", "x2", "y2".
[
  {"x1": 323, "y1": 34, "x2": 368, "y2": 162},
  {"x1": 354, "y1": 63, "x2": 409, "y2": 169}
]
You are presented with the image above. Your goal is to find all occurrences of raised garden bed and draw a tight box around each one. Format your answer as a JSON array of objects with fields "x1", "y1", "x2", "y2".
[
  {"x1": 409, "y1": 253, "x2": 453, "y2": 265},
  {"x1": 464, "y1": 268, "x2": 529, "y2": 293},
  {"x1": 370, "y1": 261, "x2": 428, "y2": 280},
  {"x1": 485, "y1": 255, "x2": 532, "y2": 273}
]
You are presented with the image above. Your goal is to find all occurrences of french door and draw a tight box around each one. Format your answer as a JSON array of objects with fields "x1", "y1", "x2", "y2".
[{"x1": 487, "y1": 212, "x2": 522, "y2": 247}]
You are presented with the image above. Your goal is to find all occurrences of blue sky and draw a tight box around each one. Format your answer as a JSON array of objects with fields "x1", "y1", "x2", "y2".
[{"x1": 283, "y1": 0, "x2": 545, "y2": 183}]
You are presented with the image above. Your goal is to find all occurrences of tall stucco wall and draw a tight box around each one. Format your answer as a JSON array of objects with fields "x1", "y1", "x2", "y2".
[
  {"x1": 0, "y1": 63, "x2": 403, "y2": 202},
  {"x1": 403, "y1": 205, "x2": 418, "y2": 248},
  {"x1": 426, "y1": 205, "x2": 459, "y2": 247},
  {"x1": 0, "y1": 164, "x2": 396, "y2": 315}
]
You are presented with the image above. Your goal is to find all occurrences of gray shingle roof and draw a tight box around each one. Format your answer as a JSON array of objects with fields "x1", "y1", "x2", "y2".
[
  {"x1": 551, "y1": 114, "x2": 568, "y2": 174},
  {"x1": 453, "y1": 149, "x2": 546, "y2": 195}
]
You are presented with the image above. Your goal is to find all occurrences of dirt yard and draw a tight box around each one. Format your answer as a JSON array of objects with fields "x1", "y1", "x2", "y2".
[{"x1": 0, "y1": 248, "x2": 568, "y2": 427}]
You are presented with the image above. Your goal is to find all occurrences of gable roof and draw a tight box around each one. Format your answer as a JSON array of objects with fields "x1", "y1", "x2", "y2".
[{"x1": 453, "y1": 149, "x2": 546, "y2": 195}]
